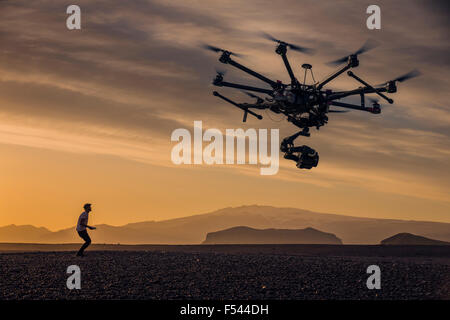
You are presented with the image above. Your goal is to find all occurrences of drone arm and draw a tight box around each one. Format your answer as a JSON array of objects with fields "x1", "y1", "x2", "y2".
[
  {"x1": 280, "y1": 52, "x2": 297, "y2": 85},
  {"x1": 223, "y1": 56, "x2": 279, "y2": 88},
  {"x1": 317, "y1": 64, "x2": 351, "y2": 90},
  {"x1": 213, "y1": 91, "x2": 263, "y2": 121},
  {"x1": 327, "y1": 86, "x2": 388, "y2": 100},
  {"x1": 330, "y1": 101, "x2": 371, "y2": 112},
  {"x1": 347, "y1": 71, "x2": 393, "y2": 104},
  {"x1": 215, "y1": 81, "x2": 273, "y2": 95}
]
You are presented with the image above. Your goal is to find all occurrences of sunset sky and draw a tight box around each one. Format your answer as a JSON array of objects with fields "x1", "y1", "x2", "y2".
[{"x1": 0, "y1": 0, "x2": 449, "y2": 230}]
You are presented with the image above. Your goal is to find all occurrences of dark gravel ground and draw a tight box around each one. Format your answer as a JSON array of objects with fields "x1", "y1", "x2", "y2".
[{"x1": 0, "y1": 246, "x2": 449, "y2": 300}]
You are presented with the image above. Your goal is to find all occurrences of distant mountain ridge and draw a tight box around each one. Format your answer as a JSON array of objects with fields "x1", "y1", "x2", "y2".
[
  {"x1": 203, "y1": 226, "x2": 342, "y2": 244},
  {"x1": 381, "y1": 233, "x2": 450, "y2": 245},
  {"x1": 1, "y1": 205, "x2": 449, "y2": 244},
  {"x1": 0, "y1": 224, "x2": 52, "y2": 242}
]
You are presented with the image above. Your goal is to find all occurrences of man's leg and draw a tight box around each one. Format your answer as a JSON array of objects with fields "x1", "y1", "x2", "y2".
[{"x1": 77, "y1": 231, "x2": 91, "y2": 256}]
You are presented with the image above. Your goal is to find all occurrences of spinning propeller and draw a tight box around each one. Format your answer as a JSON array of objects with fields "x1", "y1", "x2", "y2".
[
  {"x1": 327, "y1": 39, "x2": 378, "y2": 66},
  {"x1": 215, "y1": 68, "x2": 227, "y2": 77},
  {"x1": 261, "y1": 32, "x2": 316, "y2": 55},
  {"x1": 368, "y1": 97, "x2": 380, "y2": 105},
  {"x1": 377, "y1": 69, "x2": 422, "y2": 86},
  {"x1": 367, "y1": 97, "x2": 382, "y2": 113},
  {"x1": 202, "y1": 44, "x2": 243, "y2": 57},
  {"x1": 211, "y1": 68, "x2": 227, "y2": 86}
]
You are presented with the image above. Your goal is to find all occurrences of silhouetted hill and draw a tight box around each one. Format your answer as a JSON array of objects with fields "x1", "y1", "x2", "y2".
[
  {"x1": 1, "y1": 205, "x2": 449, "y2": 244},
  {"x1": 381, "y1": 233, "x2": 450, "y2": 245},
  {"x1": 203, "y1": 226, "x2": 342, "y2": 244},
  {"x1": 0, "y1": 225, "x2": 52, "y2": 242}
]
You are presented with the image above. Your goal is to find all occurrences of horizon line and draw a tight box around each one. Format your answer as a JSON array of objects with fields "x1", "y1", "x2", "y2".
[{"x1": 1, "y1": 204, "x2": 449, "y2": 232}]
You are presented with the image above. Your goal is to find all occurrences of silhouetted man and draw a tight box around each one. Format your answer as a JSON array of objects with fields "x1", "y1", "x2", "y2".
[{"x1": 76, "y1": 203, "x2": 96, "y2": 257}]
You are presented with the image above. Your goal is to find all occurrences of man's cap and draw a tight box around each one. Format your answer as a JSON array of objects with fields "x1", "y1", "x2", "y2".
[{"x1": 83, "y1": 203, "x2": 92, "y2": 210}]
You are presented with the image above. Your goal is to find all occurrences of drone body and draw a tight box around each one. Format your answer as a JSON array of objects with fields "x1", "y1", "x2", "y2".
[{"x1": 205, "y1": 36, "x2": 420, "y2": 169}]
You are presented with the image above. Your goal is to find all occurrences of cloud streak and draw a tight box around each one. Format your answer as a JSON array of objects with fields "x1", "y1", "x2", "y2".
[{"x1": 0, "y1": 0, "x2": 448, "y2": 221}]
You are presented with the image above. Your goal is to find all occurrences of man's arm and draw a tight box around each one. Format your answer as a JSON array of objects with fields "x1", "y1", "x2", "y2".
[{"x1": 80, "y1": 218, "x2": 96, "y2": 230}]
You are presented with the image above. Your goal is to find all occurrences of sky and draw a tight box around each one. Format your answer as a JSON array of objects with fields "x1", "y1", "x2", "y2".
[{"x1": 0, "y1": 0, "x2": 449, "y2": 230}]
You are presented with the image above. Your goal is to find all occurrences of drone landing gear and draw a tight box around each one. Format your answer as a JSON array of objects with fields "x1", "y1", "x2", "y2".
[
  {"x1": 213, "y1": 91, "x2": 263, "y2": 122},
  {"x1": 280, "y1": 128, "x2": 319, "y2": 169}
]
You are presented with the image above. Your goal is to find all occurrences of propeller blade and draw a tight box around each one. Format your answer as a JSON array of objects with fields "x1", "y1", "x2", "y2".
[
  {"x1": 394, "y1": 69, "x2": 422, "y2": 82},
  {"x1": 354, "y1": 39, "x2": 379, "y2": 55},
  {"x1": 215, "y1": 68, "x2": 227, "y2": 76},
  {"x1": 367, "y1": 97, "x2": 384, "y2": 109},
  {"x1": 327, "y1": 56, "x2": 349, "y2": 66},
  {"x1": 327, "y1": 39, "x2": 378, "y2": 66},
  {"x1": 261, "y1": 32, "x2": 316, "y2": 55},
  {"x1": 377, "y1": 69, "x2": 422, "y2": 86},
  {"x1": 203, "y1": 44, "x2": 223, "y2": 53},
  {"x1": 202, "y1": 43, "x2": 243, "y2": 57},
  {"x1": 261, "y1": 32, "x2": 279, "y2": 43},
  {"x1": 287, "y1": 43, "x2": 316, "y2": 55}
]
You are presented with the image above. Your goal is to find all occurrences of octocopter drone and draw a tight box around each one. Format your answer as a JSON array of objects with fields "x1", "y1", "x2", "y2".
[{"x1": 204, "y1": 34, "x2": 420, "y2": 169}]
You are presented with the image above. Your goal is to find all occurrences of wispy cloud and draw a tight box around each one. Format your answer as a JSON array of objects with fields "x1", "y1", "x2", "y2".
[{"x1": 0, "y1": 0, "x2": 448, "y2": 213}]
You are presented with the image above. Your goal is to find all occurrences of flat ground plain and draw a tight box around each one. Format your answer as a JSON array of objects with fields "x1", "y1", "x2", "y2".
[{"x1": 0, "y1": 244, "x2": 449, "y2": 300}]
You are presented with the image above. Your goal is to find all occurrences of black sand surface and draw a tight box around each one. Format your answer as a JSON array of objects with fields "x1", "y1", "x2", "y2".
[{"x1": 0, "y1": 244, "x2": 449, "y2": 300}]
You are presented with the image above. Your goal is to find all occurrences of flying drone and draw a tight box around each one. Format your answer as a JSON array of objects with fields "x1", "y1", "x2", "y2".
[{"x1": 204, "y1": 34, "x2": 420, "y2": 169}]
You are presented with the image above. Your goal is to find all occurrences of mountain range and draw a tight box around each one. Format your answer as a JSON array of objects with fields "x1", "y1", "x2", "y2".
[
  {"x1": 203, "y1": 226, "x2": 342, "y2": 244},
  {"x1": 0, "y1": 205, "x2": 449, "y2": 244}
]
